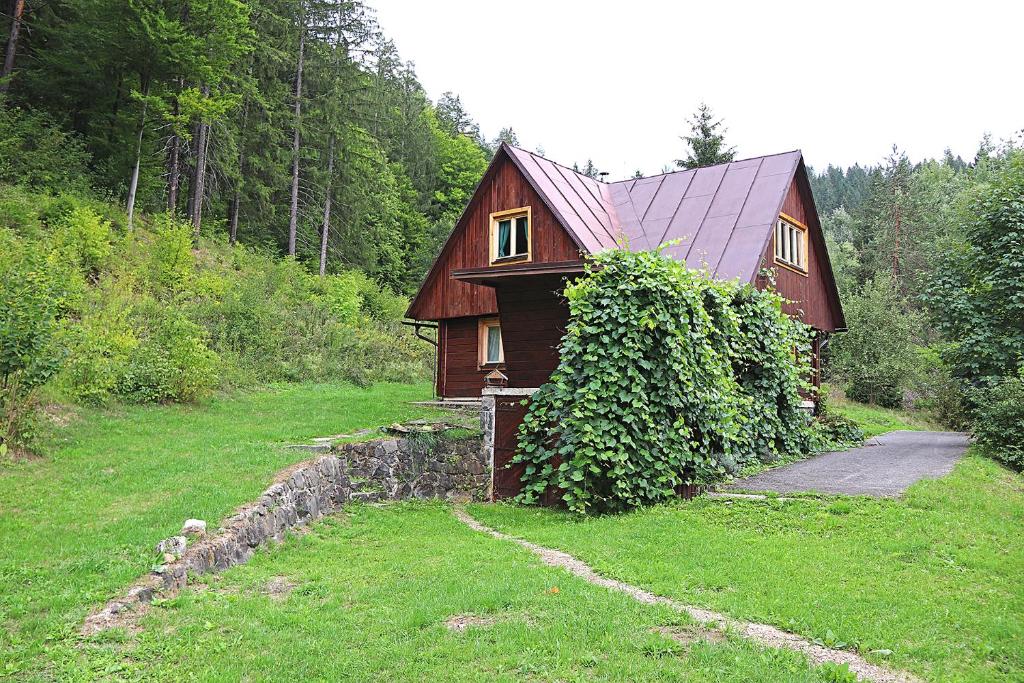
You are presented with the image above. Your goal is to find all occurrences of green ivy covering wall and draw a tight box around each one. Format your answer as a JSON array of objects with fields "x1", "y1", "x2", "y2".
[{"x1": 514, "y1": 248, "x2": 813, "y2": 514}]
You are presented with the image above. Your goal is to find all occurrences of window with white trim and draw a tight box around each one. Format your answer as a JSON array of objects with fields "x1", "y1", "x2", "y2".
[
  {"x1": 489, "y1": 207, "x2": 531, "y2": 263},
  {"x1": 774, "y1": 215, "x2": 808, "y2": 272},
  {"x1": 478, "y1": 317, "x2": 504, "y2": 365}
]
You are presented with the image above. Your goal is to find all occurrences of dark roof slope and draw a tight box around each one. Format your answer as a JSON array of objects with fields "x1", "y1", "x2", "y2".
[{"x1": 503, "y1": 144, "x2": 802, "y2": 282}]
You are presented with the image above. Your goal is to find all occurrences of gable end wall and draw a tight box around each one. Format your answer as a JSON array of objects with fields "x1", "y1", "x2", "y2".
[
  {"x1": 407, "y1": 153, "x2": 582, "y2": 321},
  {"x1": 759, "y1": 175, "x2": 843, "y2": 331}
]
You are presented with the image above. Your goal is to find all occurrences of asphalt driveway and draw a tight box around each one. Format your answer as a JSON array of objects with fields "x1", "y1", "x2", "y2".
[{"x1": 726, "y1": 430, "x2": 971, "y2": 497}]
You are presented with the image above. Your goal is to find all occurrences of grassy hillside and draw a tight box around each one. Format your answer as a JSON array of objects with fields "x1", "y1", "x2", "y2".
[
  {"x1": 1, "y1": 185, "x2": 432, "y2": 455},
  {"x1": 0, "y1": 382, "x2": 439, "y2": 676}
]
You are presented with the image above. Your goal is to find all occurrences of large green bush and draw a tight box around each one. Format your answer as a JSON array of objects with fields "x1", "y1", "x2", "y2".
[
  {"x1": 0, "y1": 230, "x2": 63, "y2": 455},
  {"x1": 117, "y1": 307, "x2": 219, "y2": 403},
  {"x1": 0, "y1": 104, "x2": 93, "y2": 194},
  {"x1": 829, "y1": 277, "x2": 923, "y2": 408},
  {"x1": 514, "y1": 249, "x2": 812, "y2": 514},
  {"x1": 925, "y1": 150, "x2": 1024, "y2": 381},
  {"x1": 971, "y1": 371, "x2": 1024, "y2": 471}
]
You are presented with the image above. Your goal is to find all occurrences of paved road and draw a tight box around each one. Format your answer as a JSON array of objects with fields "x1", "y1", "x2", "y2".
[{"x1": 726, "y1": 430, "x2": 971, "y2": 497}]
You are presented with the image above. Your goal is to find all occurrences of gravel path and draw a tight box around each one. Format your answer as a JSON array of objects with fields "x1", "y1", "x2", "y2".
[
  {"x1": 454, "y1": 507, "x2": 920, "y2": 683},
  {"x1": 728, "y1": 430, "x2": 970, "y2": 497}
]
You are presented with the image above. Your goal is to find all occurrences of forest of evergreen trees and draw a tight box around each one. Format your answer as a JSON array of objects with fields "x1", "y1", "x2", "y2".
[{"x1": 0, "y1": 0, "x2": 508, "y2": 294}]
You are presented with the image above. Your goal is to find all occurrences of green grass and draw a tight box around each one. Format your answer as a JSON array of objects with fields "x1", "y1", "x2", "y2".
[
  {"x1": 67, "y1": 504, "x2": 845, "y2": 681},
  {"x1": 828, "y1": 392, "x2": 942, "y2": 438},
  {"x1": 470, "y1": 455, "x2": 1024, "y2": 682},
  {"x1": 0, "y1": 382, "x2": 440, "y2": 677}
]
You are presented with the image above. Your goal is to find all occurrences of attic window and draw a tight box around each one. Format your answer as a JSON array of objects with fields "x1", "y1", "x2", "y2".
[
  {"x1": 490, "y1": 206, "x2": 531, "y2": 264},
  {"x1": 774, "y1": 214, "x2": 808, "y2": 273}
]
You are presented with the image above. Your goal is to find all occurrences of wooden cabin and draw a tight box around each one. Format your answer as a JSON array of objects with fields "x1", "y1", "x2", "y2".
[{"x1": 407, "y1": 143, "x2": 846, "y2": 400}]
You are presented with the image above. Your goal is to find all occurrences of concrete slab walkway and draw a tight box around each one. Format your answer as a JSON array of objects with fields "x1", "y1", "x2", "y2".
[{"x1": 727, "y1": 430, "x2": 971, "y2": 497}]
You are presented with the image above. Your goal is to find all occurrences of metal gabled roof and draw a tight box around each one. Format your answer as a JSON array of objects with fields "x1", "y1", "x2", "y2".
[{"x1": 503, "y1": 143, "x2": 803, "y2": 283}]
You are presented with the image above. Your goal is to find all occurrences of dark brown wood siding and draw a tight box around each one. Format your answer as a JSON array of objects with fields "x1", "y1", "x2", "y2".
[
  {"x1": 496, "y1": 277, "x2": 570, "y2": 390},
  {"x1": 437, "y1": 317, "x2": 491, "y2": 397},
  {"x1": 437, "y1": 279, "x2": 570, "y2": 398},
  {"x1": 491, "y1": 395, "x2": 530, "y2": 500},
  {"x1": 759, "y1": 175, "x2": 843, "y2": 332},
  {"x1": 407, "y1": 152, "x2": 582, "y2": 321}
]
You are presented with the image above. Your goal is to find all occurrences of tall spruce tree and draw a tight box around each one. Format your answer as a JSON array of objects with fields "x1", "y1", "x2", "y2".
[{"x1": 675, "y1": 102, "x2": 736, "y2": 170}]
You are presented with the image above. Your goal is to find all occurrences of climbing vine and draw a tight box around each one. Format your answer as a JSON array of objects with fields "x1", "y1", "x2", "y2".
[{"x1": 513, "y1": 248, "x2": 813, "y2": 514}]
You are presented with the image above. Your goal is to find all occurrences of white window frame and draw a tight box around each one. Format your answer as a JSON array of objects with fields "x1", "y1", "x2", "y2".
[
  {"x1": 478, "y1": 317, "x2": 504, "y2": 366},
  {"x1": 774, "y1": 214, "x2": 809, "y2": 274},
  {"x1": 489, "y1": 206, "x2": 532, "y2": 264}
]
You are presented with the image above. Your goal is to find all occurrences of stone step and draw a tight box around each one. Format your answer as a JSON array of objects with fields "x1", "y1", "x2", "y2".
[{"x1": 350, "y1": 490, "x2": 383, "y2": 503}]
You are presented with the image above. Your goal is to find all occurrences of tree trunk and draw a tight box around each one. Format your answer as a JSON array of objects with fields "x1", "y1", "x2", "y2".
[
  {"x1": 166, "y1": 89, "x2": 182, "y2": 212},
  {"x1": 319, "y1": 135, "x2": 334, "y2": 276},
  {"x1": 0, "y1": 0, "x2": 25, "y2": 94},
  {"x1": 189, "y1": 120, "x2": 210, "y2": 242},
  {"x1": 228, "y1": 195, "x2": 240, "y2": 244},
  {"x1": 126, "y1": 76, "x2": 150, "y2": 230},
  {"x1": 891, "y1": 200, "x2": 902, "y2": 283},
  {"x1": 288, "y1": 26, "x2": 305, "y2": 256},
  {"x1": 229, "y1": 101, "x2": 249, "y2": 245},
  {"x1": 185, "y1": 117, "x2": 202, "y2": 220}
]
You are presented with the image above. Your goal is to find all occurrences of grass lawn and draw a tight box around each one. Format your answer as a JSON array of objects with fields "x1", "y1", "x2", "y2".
[
  {"x1": 70, "y1": 504, "x2": 843, "y2": 682},
  {"x1": 827, "y1": 390, "x2": 942, "y2": 439},
  {"x1": 470, "y1": 455, "x2": 1024, "y2": 682},
  {"x1": 0, "y1": 382, "x2": 440, "y2": 678}
]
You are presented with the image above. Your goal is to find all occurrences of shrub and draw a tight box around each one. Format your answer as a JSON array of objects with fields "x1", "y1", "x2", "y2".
[
  {"x1": 117, "y1": 308, "x2": 218, "y2": 403},
  {"x1": 0, "y1": 230, "x2": 63, "y2": 456},
  {"x1": 148, "y1": 215, "x2": 195, "y2": 294},
  {"x1": 911, "y1": 346, "x2": 970, "y2": 430},
  {"x1": 54, "y1": 283, "x2": 138, "y2": 404},
  {"x1": 809, "y1": 410, "x2": 865, "y2": 451},
  {"x1": 971, "y1": 371, "x2": 1024, "y2": 470},
  {"x1": 308, "y1": 271, "x2": 363, "y2": 325},
  {"x1": 54, "y1": 206, "x2": 115, "y2": 275},
  {"x1": 0, "y1": 185, "x2": 45, "y2": 236},
  {"x1": 830, "y1": 277, "x2": 923, "y2": 408},
  {"x1": 0, "y1": 104, "x2": 92, "y2": 194},
  {"x1": 514, "y1": 248, "x2": 812, "y2": 514}
]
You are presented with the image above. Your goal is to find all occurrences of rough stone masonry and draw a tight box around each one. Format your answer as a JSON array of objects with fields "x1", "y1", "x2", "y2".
[{"x1": 82, "y1": 430, "x2": 487, "y2": 634}]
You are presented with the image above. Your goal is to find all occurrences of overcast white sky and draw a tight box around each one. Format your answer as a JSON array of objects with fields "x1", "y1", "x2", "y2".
[{"x1": 370, "y1": 0, "x2": 1022, "y2": 180}]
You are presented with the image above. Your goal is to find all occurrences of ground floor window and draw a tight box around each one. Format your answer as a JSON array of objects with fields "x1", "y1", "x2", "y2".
[{"x1": 478, "y1": 317, "x2": 504, "y2": 365}]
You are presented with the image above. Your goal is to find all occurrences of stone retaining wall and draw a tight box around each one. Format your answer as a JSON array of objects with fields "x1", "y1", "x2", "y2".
[
  {"x1": 340, "y1": 432, "x2": 489, "y2": 501},
  {"x1": 83, "y1": 430, "x2": 485, "y2": 634}
]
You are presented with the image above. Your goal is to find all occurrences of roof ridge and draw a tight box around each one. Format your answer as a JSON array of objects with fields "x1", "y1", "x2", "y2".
[
  {"x1": 617, "y1": 150, "x2": 803, "y2": 184},
  {"x1": 502, "y1": 143, "x2": 613, "y2": 185},
  {"x1": 502, "y1": 143, "x2": 802, "y2": 186}
]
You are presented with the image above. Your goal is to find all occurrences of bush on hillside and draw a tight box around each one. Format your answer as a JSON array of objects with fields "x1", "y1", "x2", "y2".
[
  {"x1": 54, "y1": 206, "x2": 115, "y2": 276},
  {"x1": 2, "y1": 189, "x2": 431, "y2": 409},
  {"x1": 971, "y1": 371, "x2": 1024, "y2": 471},
  {"x1": 513, "y1": 248, "x2": 813, "y2": 514},
  {"x1": 117, "y1": 307, "x2": 219, "y2": 403},
  {"x1": 0, "y1": 103, "x2": 92, "y2": 194},
  {"x1": 0, "y1": 230, "x2": 63, "y2": 456}
]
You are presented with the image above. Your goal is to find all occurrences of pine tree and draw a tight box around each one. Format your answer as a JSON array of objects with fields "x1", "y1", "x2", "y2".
[{"x1": 674, "y1": 102, "x2": 736, "y2": 170}]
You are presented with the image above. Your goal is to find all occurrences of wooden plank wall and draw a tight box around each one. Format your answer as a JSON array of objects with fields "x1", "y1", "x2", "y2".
[
  {"x1": 760, "y1": 175, "x2": 843, "y2": 332},
  {"x1": 408, "y1": 153, "x2": 582, "y2": 321},
  {"x1": 437, "y1": 317, "x2": 489, "y2": 397},
  {"x1": 496, "y1": 278, "x2": 570, "y2": 390},
  {"x1": 436, "y1": 279, "x2": 570, "y2": 397}
]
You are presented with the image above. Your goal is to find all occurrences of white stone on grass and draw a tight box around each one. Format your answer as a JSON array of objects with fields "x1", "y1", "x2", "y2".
[{"x1": 181, "y1": 519, "x2": 207, "y2": 536}]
